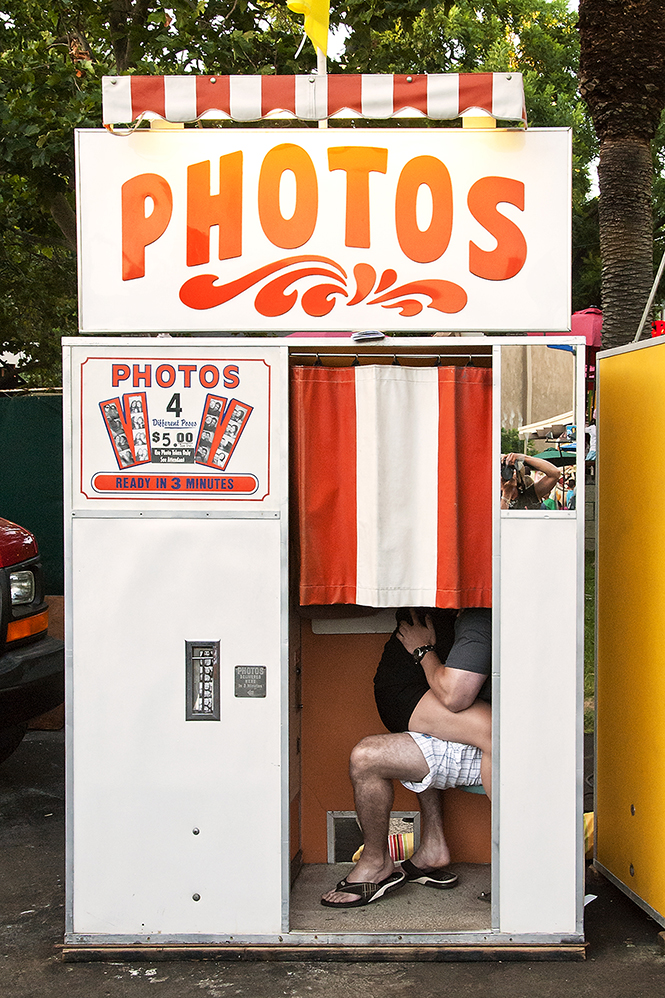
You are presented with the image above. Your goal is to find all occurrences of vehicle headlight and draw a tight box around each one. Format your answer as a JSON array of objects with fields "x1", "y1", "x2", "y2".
[{"x1": 9, "y1": 570, "x2": 35, "y2": 605}]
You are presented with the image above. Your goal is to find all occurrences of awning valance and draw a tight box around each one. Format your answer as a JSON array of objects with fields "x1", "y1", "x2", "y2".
[
  {"x1": 102, "y1": 72, "x2": 526, "y2": 125},
  {"x1": 518, "y1": 411, "x2": 575, "y2": 438}
]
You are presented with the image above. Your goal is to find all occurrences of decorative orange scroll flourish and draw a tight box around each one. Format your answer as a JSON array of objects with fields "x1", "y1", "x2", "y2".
[{"x1": 179, "y1": 257, "x2": 467, "y2": 317}]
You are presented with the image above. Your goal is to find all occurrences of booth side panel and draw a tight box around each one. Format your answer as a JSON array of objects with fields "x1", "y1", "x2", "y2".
[
  {"x1": 596, "y1": 347, "x2": 665, "y2": 922},
  {"x1": 498, "y1": 515, "x2": 579, "y2": 934},
  {"x1": 69, "y1": 516, "x2": 284, "y2": 936}
]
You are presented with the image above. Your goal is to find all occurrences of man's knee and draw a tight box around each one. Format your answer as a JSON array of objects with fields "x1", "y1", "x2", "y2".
[
  {"x1": 349, "y1": 735, "x2": 387, "y2": 781},
  {"x1": 349, "y1": 732, "x2": 420, "y2": 784}
]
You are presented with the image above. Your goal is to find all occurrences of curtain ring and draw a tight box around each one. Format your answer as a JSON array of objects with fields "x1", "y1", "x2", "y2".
[
  {"x1": 314, "y1": 353, "x2": 322, "y2": 367},
  {"x1": 352, "y1": 355, "x2": 360, "y2": 367},
  {"x1": 392, "y1": 354, "x2": 401, "y2": 366}
]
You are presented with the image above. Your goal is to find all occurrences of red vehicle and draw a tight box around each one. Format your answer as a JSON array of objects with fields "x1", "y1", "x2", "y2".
[{"x1": 0, "y1": 517, "x2": 64, "y2": 762}]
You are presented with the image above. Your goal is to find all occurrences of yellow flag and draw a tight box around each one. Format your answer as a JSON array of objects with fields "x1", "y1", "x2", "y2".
[{"x1": 287, "y1": 0, "x2": 329, "y2": 56}]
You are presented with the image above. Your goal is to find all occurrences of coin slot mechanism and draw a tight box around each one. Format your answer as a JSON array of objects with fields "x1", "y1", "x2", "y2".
[{"x1": 185, "y1": 641, "x2": 220, "y2": 720}]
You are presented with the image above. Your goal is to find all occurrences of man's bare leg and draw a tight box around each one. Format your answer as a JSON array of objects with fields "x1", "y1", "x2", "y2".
[
  {"x1": 321, "y1": 733, "x2": 429, "y2": 905},
  {"x1": 408, "y1": 787, "x2": 451, "y2": 870},
  {"x1": 480, "y1": 750, "x2": 491, "y2": 799},
  {"x1": 409, "y1": 691, "x2": 492, "y2": 799}
]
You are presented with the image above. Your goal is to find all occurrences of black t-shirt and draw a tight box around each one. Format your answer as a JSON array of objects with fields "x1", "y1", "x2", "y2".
[
  {"x1": 373, "y1": 607, "x2": 492, "y2": 733},
  {"x1": 508, "y1": 483, "x2": 542, "y2": 510}
]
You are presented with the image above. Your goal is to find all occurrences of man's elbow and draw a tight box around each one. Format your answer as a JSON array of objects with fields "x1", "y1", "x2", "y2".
[{"x1": 440, "y1": 690, "x2": 475, "y2": 712}]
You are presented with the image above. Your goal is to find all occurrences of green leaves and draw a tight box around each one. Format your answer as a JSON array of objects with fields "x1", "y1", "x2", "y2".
[{"x1": 0, "y1": 0, "x2": 635, "y2": 375}]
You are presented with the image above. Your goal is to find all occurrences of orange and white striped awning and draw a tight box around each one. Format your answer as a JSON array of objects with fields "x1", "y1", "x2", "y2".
[{"x1": 102, "y1": 72, "x2": 526, "y2": 126}]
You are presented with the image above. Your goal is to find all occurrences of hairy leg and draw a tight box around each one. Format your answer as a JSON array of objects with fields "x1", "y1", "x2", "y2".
[
  {"x1": 321, "y1": 733, "x2": 429, "y2": 905},
  {"x1": 410, "y1": 787, "x2": 451, "y2": 869},
  {"x1": 409, "y1": 691, "x2": 492, "y2": 798}
]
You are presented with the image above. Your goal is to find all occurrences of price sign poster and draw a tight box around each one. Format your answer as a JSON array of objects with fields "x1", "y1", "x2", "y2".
[{"x1": 77, "y1": 353, "x2": 272, "y2": 502}]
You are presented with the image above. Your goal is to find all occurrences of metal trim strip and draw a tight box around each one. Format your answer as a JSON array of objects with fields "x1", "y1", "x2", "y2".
[
  {"x1": 62, "y1": 344, "x2": 75, "y2": 937},
  {"x1": 574, "y1": 342, "x2": 586, "y2": 938},
  {"x1": 62, "y1": 930, "x2": 586, "y2": 946},
  {"x1": 593, "y1": 862, "x2": 665, "y2": 931},
  {"x1": 491, "y1": 344, "x2": 501, "y2": 931},
  {"x1": 69, "y1": 510, "x2": 280, "y2": 519}
]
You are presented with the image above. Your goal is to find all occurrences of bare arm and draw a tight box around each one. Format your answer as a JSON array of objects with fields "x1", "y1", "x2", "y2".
[
  {"x1": 396, "y1": 610, "x2": 486, "y2": 712},
  {"x1": 504, "y1": 451, "x2": 560, "y2": 500}
]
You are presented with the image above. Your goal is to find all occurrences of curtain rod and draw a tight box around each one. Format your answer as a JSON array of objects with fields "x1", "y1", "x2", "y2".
[{"x1": 289, "y1": 352, "x2": 491, "y2": 361}]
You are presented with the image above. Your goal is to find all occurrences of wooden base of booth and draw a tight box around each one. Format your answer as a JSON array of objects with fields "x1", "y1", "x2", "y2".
[{"x1": 60, "y1": 942, "x2": 587, "y2": 963}]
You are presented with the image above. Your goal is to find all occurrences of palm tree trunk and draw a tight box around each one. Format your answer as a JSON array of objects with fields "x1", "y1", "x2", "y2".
[{"x1": 597, "y1": 136, "x2": 654, "y2": 349}]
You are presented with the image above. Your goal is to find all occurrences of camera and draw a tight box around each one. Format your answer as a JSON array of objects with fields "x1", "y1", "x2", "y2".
[
  {"x1": 501, "y1": 459, "x2": 515, "y2": 481},
  {"x1": 501, "y1": 458, "x2": 526, "y2": 491}
]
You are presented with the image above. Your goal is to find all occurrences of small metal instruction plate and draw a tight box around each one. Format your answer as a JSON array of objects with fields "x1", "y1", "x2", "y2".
[{"x1": 234, "y1": 665, "x2": 267, "y2": 698}]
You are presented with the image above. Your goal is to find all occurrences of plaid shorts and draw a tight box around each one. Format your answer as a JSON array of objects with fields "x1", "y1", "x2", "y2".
[{"x1": 401, "y1": 732, "x2": 483, "y2": 793}]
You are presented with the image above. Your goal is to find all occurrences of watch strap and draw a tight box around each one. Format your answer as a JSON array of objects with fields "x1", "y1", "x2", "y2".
[{"x1": 412, "y1": 644, "x2": 435, "y2": 664}]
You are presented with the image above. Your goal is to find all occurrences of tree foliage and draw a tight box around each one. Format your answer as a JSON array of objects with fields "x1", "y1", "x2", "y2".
[
  {"x1": 579, "y1": 0, "x2": 665, "y2": 348},
  {"x1": 0, "y1": 0, "x2": 318, "y2": 383},
  {"x1": 335, "y1": 1, "x2": 600, "y2": 310},
  {"x1": 0, "y1": 1, "x2": 603, "y2": 382}
]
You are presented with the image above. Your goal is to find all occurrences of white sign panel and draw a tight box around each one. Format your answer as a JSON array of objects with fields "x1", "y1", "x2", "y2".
[
  {"x1": 69, "y1": 342, "x2": 280, "y2": 509},
  {"x1": 76, "y1": 128, "x2": 571, "y2": 333}
]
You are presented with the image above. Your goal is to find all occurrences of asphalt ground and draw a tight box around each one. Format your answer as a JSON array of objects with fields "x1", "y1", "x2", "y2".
[{"x1": 1, "y1": 731, "x2": 664, "y2": 998}]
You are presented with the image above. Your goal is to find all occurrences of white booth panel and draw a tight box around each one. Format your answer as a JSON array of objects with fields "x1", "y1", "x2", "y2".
[
  {"x1": 498, "y1": 514, "x2": 579, "y2": 934},
  {"x1": 69, "y1": 515, "x2": 284, "y2": 936}
]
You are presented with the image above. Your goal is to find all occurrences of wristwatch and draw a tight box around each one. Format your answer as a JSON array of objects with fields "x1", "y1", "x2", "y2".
[{"x1": 412, "y1": 644, "x2": 435, "y2": 665}]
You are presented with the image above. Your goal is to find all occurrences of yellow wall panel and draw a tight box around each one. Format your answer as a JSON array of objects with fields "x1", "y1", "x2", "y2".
[{"x1": 597, "y1": 342, "x2": 665, "y2": 923}]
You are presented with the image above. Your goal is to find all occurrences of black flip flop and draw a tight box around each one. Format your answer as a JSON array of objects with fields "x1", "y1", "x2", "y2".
[
  {"x1": 401, "y1": 858, "x2": 458, "y2": 889},
  {"x1": 320, "y1": 870, "x2": 407, "y2": 908}
]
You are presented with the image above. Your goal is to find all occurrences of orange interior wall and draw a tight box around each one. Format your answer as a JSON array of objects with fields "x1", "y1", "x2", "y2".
[
  {"x1": 299, "y1": 621, "x2": 490, "y2": 864},
  {"x1": 290, "y1": 792, "x2": 301, "y2": 861}
]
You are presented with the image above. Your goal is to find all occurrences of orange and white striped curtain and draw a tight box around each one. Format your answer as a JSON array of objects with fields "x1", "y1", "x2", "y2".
[{"x1": 291, "y1": 364, "x2": 492, "y2": 608}]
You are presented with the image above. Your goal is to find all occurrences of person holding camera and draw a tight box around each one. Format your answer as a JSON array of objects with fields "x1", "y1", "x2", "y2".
[{"x1": 500, "y1": 452, "x2": 560, "y2": 510}]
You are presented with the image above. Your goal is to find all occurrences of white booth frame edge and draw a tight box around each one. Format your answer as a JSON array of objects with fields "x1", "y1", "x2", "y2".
[{"x1": 62, "y1": 335, "x2": 585, "y2": 951}]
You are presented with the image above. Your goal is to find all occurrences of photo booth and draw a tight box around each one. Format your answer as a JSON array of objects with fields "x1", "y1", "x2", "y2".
[{"x1": 63, "y1": 75, "x2": 585, "y2": 958}]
